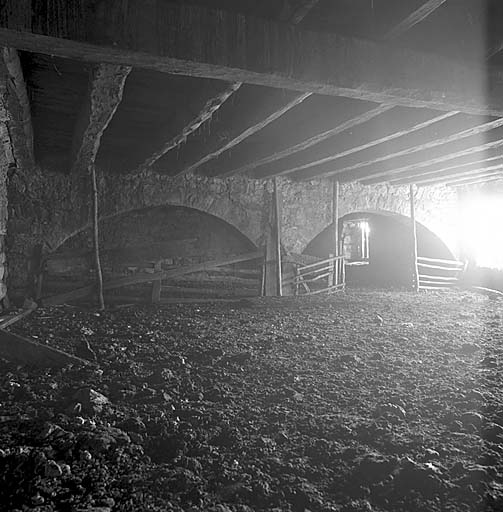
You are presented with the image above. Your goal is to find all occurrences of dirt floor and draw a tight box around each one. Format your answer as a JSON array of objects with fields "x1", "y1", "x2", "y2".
[{"x1": 1, "y1": 290, "x2": 503, "y2": 512}]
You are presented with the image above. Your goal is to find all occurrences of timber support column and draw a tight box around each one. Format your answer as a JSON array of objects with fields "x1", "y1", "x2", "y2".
[
  {"x1": 263, "y1": 178, "x2": 283, "y2": 296},
  {"x1": 332, "y1": 179, "x2": 340, "y2": 284},
  {"x1": 409, "y1": 184, "x2": 419, "y2": 292}
]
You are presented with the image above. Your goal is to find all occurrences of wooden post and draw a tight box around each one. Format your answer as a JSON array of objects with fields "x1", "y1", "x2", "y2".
[
  {"x1": 151, "y1": 260, "x2": 162, "y2": 303},
  {"x1": 328, "y1": 253, "x2": 334, "y2": 287},
  {"x1": 91, "y1": 164, "x2": 105, "y2": 309},
  {"x1": 332, "y1": 179, "x2": 340, "y2": 284},
  {"x1": 409, "y1": 184, "x2": 419, "y2": 292},
  {"x1": 273, "y1": 177, "x2": 283, "y2": 296},
  {"x1": 332, "y1": 180, "x2": 339, "y2": 254}
]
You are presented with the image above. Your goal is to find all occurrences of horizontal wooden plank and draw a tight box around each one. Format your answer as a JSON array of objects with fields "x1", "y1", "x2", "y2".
[
  {"x1": 1, "y1": 1, "x2": 503, "y2": 115},
  {"x1": 43, "y1": 251, "x2": 263, "y2": 306},
  {"x1": 417, "y1": 256, "x2": 464, "y2": 266},
  {"x1": 417, "y1": 262, "x2": 464, "y2": 271},
  {"x1": 418, "y1": 274, "x2": 460, "y2": 281},
  {"x1": 0, "y1": 329, "x2": 90, "y2": 367}
]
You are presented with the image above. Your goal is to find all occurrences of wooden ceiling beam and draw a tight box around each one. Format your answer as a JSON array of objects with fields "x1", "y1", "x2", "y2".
[
  {"x1": 444, "y1": 173, "x2": 503, "y2": 187},
  {"x1": 382, "y1": 0, "x2": 448, "y2": 41},
  {"x1": 70, "y1": 63, "x2": 131, "y2": 176},
  {"x1": 355, "y1": 138, "x2": 503, "y2": 185},
  {"x1": 0, "y1": 47, "x2": 34, "y2": 171},
  {"x1": 397, "y1": 164, "x2": 503, "y2": 186},
  {"x1": 226, "y1": 0, "x2": 454, "y2": 181},
  {"x1": 387, "y1": 154, "x2": 503, "y2": 185},
  {"x1": 133, "y1": 81, "x2": 242, "y2": 175},
  {"x1": 214, "y1": 104, "x2": 394, "y2": 178},
  {"x1": 155, "y1": 89, "x2": 310, "y2": 176},
  {"x1": 295, "y1": 116, "x2": 503, "y2": 182},
  {"x1": 253, "y1": 110, "x2": 458, "y2": 179},
  {"x1": 154, "y1": 0, "x2": 316, "y2": 176},
  {"x1": 0, "y1": 1, "x2": 500, "y2": 116}
]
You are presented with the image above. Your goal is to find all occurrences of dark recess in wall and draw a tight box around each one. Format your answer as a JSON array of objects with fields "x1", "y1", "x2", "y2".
[{"x1": 43, "y1": 205, "x2": 258, "y2": 299}]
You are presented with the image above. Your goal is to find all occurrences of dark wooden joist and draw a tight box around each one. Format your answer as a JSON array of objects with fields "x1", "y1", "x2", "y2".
[
  {"x1": 71, "y1": 63, "x2": 131, "y2": 175},
  {"x1": 154, "y1": 88, "x2": 310, "y2": 176},
  {"x1": 253, "y1": 110, "x2": 458, "y2": 179},
  {"x1": 0, "y1": 47, "x2": 33, "y2": 170},
  {"x1": 357, "y1": 138, "x2": 503, "y2": 185},
  {"x1": 382, "y1": 0, "x2": 448, "y2": 41},
  {"x1": 292, "y1": 115, "x2": 503, "y2": 182},
  {"x1": 388, "y1": 155, "x2": 503, "y2": 185},
  {"x1": 218, "y1": 104, "x2": 393, "y2": 178},
  {"x1": 134, "y1": 81, "x2": 242, "y2": 174},
  {"x1": 0, "y1": 1, "x2": 502, "y2": 116}
]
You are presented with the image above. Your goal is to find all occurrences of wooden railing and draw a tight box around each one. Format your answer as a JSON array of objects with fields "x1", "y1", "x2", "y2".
[
  {"x1": 417, "y1": 256, "x2": 466, "y2": 290},
  {"x1": 287, "y1": 254, "x2": 345, "y2": 295}
]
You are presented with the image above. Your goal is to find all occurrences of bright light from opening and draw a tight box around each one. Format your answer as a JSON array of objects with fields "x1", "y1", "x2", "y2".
[
  {"x1": 460, "y1": 193, "x2": 503, "y2": 269},
  {"x1": 360, "y1": 221, "x2": 370, "y2": 234}
]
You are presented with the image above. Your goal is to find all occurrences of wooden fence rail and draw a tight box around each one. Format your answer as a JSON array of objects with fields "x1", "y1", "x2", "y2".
[
  {"x1": 288, "y1": 254, "x2": 345, "y2": 295},
  {"x1": 417, "y1": 256, "x2": 466, "y2": 290}
]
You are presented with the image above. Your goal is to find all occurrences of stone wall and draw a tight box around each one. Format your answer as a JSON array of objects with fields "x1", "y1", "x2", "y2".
[{"x1": 7, "y1": 164, "x2": 459, "y2": 294}]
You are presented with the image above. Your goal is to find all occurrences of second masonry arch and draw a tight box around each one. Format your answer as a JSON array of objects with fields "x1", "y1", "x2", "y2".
[{"x1": 303, "y1": 210, "x2": 455, "y2": 288}]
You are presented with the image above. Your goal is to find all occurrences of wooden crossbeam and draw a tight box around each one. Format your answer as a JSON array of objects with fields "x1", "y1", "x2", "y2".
[
  {"x1": 382, "y1": 0, "x2": 448, "y2": 41},
  {"x1": 255, "y1": 110, "x2": 457, "y2": 179},
  {"x1": 0, "y1": 47, "x2": 33, "y2": 170},
  {"x1": 156, "y1": 89, "x2": 311, "y2": 176},
  {"x1": 294, "y1": 115, "x2": 503, "y2": 182},
  {"x1": 0, "y1": 1, "x2": 501, "y2": 116},
  {"x1": 218, "y1": 104, "x2": 393, "y2": 177},
  {"x1": 134, "y1": 81, "x2": 242, "y2": 174},
  {"x1": 71, "y1": 63, "x2": 131, "y2": 175}
]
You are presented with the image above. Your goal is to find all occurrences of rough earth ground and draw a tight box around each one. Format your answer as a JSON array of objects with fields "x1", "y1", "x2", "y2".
[{"x1": 1, "y1": 290, "x2": 503, "y2": 511}]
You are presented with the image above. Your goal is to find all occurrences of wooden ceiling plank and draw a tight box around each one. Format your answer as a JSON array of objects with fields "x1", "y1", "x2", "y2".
[
  {"x1": 70, "y1": 63, "x2": 131, "y2": 175},
  {"x1": 132, "y1": 81, "x2": 242, "y2": 174},
  {"x1": 382, "y1": 0, "x2": 448, "y2": 41},
  {"x1": 0, "y1": 47, "x2": 34, "y2": 170},
  {"x1": 299, "y1": 116, "x2": 503, "y2": 182},
  {"x1": 0, "y1": 1, "x2": 501, "y2": 116},
  {"x1": 217, "y1": 104, "x2": 394, "y2": 178},
  {"x1": 254, "y1": 110, "x2": 458, "y2": 179}
]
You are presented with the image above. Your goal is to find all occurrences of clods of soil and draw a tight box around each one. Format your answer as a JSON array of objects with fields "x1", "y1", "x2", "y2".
[{"x1": 1, "y1": 290, "x2": 503, "y2": 511}]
